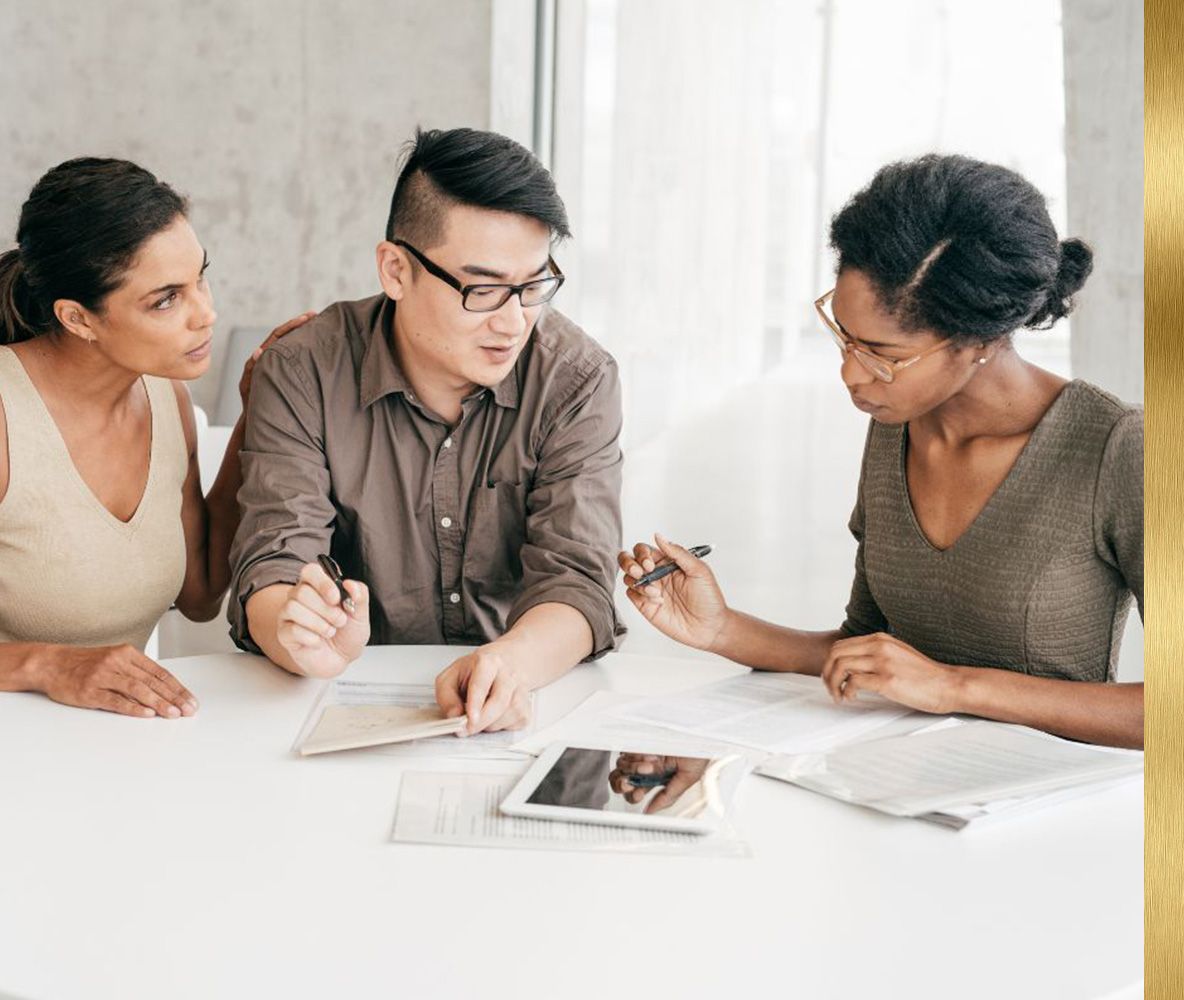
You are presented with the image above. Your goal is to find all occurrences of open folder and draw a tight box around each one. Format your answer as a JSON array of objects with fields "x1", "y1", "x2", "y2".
[{"x1": 297, "y1": 704, "x2": 465, "y2": 756}]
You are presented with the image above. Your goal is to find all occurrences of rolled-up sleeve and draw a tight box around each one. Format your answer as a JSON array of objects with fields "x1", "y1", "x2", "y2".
[
  {"x1": 506, "y1": 359, "x2": 625, "y2": 658},
  {"x1": 227, "y1": 345, "x2": 335, "y2": 652}
]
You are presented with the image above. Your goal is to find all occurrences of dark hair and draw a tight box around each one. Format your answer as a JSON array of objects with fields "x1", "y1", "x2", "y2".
[
  {"x1": 385, "y1": 127, "x2": 571, "y2": 249},
  {"x1": 828, "y1": 154, "x2": 1093, "y2": 343},
  {"x1": 0, "y1": 157, "x2": 188, "y2": 344}
]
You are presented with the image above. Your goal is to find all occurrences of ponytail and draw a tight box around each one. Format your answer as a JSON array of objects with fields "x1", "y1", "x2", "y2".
[{"x1": 0, "y1": 248, "x2": 40, "y2": 344}]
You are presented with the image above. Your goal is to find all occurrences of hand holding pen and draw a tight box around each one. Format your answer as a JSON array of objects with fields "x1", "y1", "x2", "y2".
[
  {"x1": 617, "y1": 533, "x2": 731, "y2": 652},
  {"x1": 274, "y1": 555, "x2": 371, "y2": 679}
]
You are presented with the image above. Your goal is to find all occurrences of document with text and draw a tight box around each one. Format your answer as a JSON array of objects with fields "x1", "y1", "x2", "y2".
[
  {"x1": 611, "y1": 671, "x2": 913, "y2": 754},
  {"x1": 390, "y1": 768, "x2": 751, "y2": 857},
  {"x1": 757, "y1": 719, "x2": 1144, "y2": 818}
]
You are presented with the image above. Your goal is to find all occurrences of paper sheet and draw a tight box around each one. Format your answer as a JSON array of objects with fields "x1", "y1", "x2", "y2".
[
  {"x1": 612, "y1": 671, "x2": 912, "y2": 754},
  {"x1": 759, "y1": 720, "x2": 1144, "y2": 817},
  {"x1": 390, "y1": 768, "x2": 751, "y2": 857},
  {"x1": 510, "y1": 691, "x2": 762, "y2": 761},
  {"x1": 294, "y1": 680, "x2": 535, "y2": 760}
]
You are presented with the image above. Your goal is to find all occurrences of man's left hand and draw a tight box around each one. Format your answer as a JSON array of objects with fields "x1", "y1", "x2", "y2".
[
  {"x1": 821, "y1": 632, "x2": 960, "y2": 715},
  {"x1": 435, "y1": 645, "x2": 532, "y2": 735}
]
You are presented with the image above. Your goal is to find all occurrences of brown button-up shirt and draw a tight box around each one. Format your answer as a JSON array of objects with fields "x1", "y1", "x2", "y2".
[{"x1": 228, "y1": 293, "x2": 625, "y2": 656}]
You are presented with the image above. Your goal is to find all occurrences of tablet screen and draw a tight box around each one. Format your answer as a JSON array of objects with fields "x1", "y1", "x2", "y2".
[{"x1": 525, "y1": 747, "x2": 722, "y2": 816}]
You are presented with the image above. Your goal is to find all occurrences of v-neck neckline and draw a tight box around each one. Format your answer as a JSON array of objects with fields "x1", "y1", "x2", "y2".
[
  {"x1": 897, "y1": 380, "x2": 1079, "y2": 555},
  {"x1": 6, "y1": 349, "x2": 156, "y2": 530}
]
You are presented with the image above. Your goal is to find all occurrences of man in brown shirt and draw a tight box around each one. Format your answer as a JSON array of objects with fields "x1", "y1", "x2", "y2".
[{"x1": 228, "y1": 128, "x2": 624, "y2": 734}]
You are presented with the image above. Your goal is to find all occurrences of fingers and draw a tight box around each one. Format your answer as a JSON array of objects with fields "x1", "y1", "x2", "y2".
[
  {"x1": 463, "y1": 658, "x2": 498, "y2": 733},
  {"x1": 114, "y1": 674, "x2": 186, "y2": 718},
  {"x1": 130, "y1": 650, "x2": 198, "y2": 715},
  {"x1": 625, "y1": 584, "x2": 664, "y2": 617},
  {"x1": 299, "y1": 563, "x2": 349, "y2": 616},
  {"x1": 653, "y1": 533, "x2": 704, "y2": 577},
  {"x1": 483, "y1": 687, "x2": 531, "y2": 733},
  {"x1": 282, "y1": 598, "x2": 341, "y2": 640},
  {"x1": 472, "y1": 672, "x2": 515, "y2": 734},
  {"x1": 263, "y1": 310, "x2": 317, "y2": 346},
  {"x1": 823, "y1": 654, "x2": 876, "y2": 702},
  {"x1": 645, "y1": 767, "x2": 701, "y2": 814},
  {"x1": 93, "y1": 689, "x2": 155, "y2": 719},
  {"x1": 617, "y1": 543, "x2": 660, "y2": 583},
  {"x1": 434, "y1": 666, "x2": 466, "y2": 721},
  {"x1": 342, "y1": 579, "x2": 369, "y2": 621}
]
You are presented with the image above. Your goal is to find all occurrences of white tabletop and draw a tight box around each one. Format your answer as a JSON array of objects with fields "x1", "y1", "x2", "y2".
[{"x1": 0, "y1": 645, "x2": 1142, "y2": 1000}]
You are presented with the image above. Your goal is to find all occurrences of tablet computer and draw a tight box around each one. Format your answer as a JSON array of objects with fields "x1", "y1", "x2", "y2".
[{"x1": 500, "y1": 743, "x2": 747, "y2": 835}]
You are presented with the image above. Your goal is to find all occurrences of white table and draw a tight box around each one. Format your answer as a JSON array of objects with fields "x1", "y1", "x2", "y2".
[{"x1": 0, "y1": 646, "x2": 1142, "y2": 1000}]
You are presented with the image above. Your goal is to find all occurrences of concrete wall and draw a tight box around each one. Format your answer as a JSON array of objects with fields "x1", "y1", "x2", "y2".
[
  {"x1": 0, "y1": 0, "x2": 497, "y2": 412},
  {"x1": 1063, "y1": 0, "x2": 1144, "y2": 404}
]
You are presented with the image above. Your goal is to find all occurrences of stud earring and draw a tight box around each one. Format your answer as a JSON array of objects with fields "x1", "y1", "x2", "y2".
[{"x1": 976, "y1": 357, "x2": 987, "y2": 365}]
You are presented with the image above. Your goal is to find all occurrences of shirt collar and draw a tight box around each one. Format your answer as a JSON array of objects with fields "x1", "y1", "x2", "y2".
[{"x1": 359, "y1": 296, "x2": 521, "y2": 411}]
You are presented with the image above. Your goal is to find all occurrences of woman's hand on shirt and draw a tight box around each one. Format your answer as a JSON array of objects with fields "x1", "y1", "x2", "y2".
[
  {"x1": 40, "y1": 645, "x2": 198, "y2": 719},
  {"x1": 237, "y1": 311, "x2": 317, "y2": 409},
  {"x1": 274, "y1": 561, "x2": 370, "y2": 678},
  {"x1": 822, "y1": 632, "x2": 959, "y2": 714},
  {"x1": 618, "y1": 534, "x2": 729, "y2": 652}
]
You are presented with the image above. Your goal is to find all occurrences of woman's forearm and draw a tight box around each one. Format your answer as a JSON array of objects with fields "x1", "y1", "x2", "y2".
[
  {"x1": 711, "y1": 609, "x2": 844, "y2": 676},
  {"x1": 952, "y1": 668, "x2": 1144, "y2": 749},
  {"x1": 0, "y1": 643, "x2": 51, "y2": 693}
]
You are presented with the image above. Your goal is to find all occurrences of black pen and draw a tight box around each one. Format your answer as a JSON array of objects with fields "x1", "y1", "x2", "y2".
[
  {"x1": 317, "y1": 554, "x2": 357, "y2": 615},
  {"x1": 624, "y1": 770, "x2": 677, "y2": 788},
  {"x1": 634, "y1": 543, "x2": 712, "y2": 586}
]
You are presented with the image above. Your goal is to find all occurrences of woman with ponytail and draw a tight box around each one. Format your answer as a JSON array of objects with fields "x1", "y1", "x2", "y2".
[
  {"x1": 620, "y1": 155, "x2": 1143, "y2": 750},
  {"x1": 0, "y1": 158, "x2": 310, "y2": 718}
]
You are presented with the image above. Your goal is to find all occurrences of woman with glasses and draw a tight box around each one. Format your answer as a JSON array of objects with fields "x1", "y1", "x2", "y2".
[
  {"x1": 619, "y1": 154, "x2": 1143, "y2": 749},
  {"x1": 0, "y1": 158, "x2": 309, "y2": 718}
]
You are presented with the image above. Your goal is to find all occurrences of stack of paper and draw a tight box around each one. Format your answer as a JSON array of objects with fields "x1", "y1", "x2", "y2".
[{"x1": 757, "y1": 719, "x2": 1143, "y2": 828}]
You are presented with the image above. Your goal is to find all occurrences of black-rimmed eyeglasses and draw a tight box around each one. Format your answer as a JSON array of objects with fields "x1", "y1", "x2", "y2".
[{"x1": 394, "y1": 239, "x2": 565, "y2": 313}]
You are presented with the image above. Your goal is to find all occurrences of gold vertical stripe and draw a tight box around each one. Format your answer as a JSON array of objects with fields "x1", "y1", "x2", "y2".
[{"x1": 1146, "y1": 1, "x2": 1183, "y2": 995}]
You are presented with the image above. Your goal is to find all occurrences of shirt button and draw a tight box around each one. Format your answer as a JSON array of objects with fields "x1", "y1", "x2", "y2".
[
  {"x1": 443, "y1": 437, "x2": 452, "y2": 449},
  {"x1": 440, "y1": 516, "x2": 452, "y2": 528},
  {"x1": 449, "y1": 592, "x2": 461, "y2": 604}
]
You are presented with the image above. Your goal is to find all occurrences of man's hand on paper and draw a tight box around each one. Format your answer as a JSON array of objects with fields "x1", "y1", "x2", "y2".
[
  {"x1": 274, "y1": 561, "x2": 370, "y2": 678},
  {"x1": 435, "y1": 646, "x2": 532, "y2": 736},
  {"x1": 618, "y1": 534, "x2": 729, "y2": 652},
  {"x1": 822, "y1": 632, "x2": 958, "y2": 714}
]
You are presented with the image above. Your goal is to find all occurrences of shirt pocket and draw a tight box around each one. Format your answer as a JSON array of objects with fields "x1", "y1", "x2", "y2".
[{"x1": 464, "y1": 479, "x2": 528, "y2": 590}]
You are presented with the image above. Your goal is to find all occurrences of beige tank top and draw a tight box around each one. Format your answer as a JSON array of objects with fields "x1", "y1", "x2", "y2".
[{"x1": 0, "y1": 346, "x2": 189, "y2": 651}]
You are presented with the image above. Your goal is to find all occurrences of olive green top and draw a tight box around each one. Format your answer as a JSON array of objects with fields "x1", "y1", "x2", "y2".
[{"x1": 842, "y1": 380, "x2": 1143, "y2": 683}]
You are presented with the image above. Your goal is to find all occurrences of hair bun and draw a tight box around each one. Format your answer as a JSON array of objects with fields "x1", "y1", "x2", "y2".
[{"x1": 1055, "y1": 238, "x2": 1093, "y2": 298}]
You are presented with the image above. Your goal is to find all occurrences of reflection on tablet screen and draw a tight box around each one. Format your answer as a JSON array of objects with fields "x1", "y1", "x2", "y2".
[{"x1": 526, "y1": 747, "x2": 717, "y2": 816}]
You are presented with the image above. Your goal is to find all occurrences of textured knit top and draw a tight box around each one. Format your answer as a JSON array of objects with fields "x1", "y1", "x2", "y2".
[
  {"x1": 0, "y1": 346, "x2": 188, "y2": 651},
  {"x1": 841, "y1": 380, "x2": 1143, "y2": 683}
]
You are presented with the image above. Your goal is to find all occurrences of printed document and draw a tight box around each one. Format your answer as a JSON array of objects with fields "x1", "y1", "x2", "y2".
[
  {"x1": 612, "y1": 671, "x2": 912, "y2": 753},
  {"x1": 511, "y1": 691, "x2": 758, "y2": 760},
  {"x1": 390, "y1": 767, "x2": 750, "y2": 857},
  {"x1": 758, "y1": 719, "x2": 1144, "y2": 817}
]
